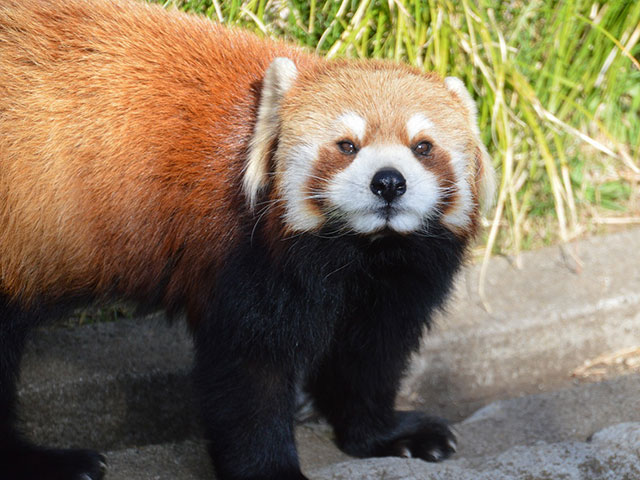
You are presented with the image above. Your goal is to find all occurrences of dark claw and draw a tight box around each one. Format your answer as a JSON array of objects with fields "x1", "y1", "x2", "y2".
[{"x1": 375, "y1": 411, "x2": 457, "y2": 462}]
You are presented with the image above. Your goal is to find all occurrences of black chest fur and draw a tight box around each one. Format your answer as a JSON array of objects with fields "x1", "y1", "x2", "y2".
[{"x1": 203, "y1": 224, "x2": 466, "y2": 369}]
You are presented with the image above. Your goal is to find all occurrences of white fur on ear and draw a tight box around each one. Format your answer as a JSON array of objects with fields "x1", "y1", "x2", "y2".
[
  {"x1": 244, "y1": 57, "x2": 299, "y2": 209},
  {"x1": 445, "y1": 76, "x2": 496, "y2": 212},
  {"x1": 445, "y1": 76, "x2": 478, "y2": 120}
]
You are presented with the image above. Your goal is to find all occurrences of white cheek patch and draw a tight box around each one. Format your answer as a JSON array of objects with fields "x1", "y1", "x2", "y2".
[
  {"x1": 441, "y1": 150, "x2": 475, "y2": 229},
  {"x1": 326, "y1": 144, "x2": 441, "y2": 234},
  {"x1": 336, "y1": 112, "x2": 367, "y2": 142},
  {"x1": 408, "y1": 113, "x2": 477, "y2": 231},
  {"x1": 280, "y1": 143, "x2": 323, "y2": 231}
]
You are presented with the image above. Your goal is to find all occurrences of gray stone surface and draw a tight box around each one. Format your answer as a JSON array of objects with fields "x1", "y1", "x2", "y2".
[
  {"x1": 455, "y1": 373, "x2": 640, "y2": 458},
  {"x1": 591, "y1": 422, "x2": 640, "y2": 455},
  {"x1": 312, "y1": 422, "x2": 640, "y2": 480},
  {"x1": 403, "y1": 228, "x2": 640, "y2": 420},
  {"x1": 297, "y1": 423, "x2": 350, "y2": 472},
  {"x1": 20, "y1": 316, "x2": 199, "y2": 450},
  {"x1": 106, "y1": 440, "x2": 212, "y2": 480}
]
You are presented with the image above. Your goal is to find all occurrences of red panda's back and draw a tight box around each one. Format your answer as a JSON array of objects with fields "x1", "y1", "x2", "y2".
[{"x1": 0, "y1": 0, "x2": 311, "y2": 305}]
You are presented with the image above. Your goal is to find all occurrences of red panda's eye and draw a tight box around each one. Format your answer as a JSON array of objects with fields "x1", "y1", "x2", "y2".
[
  {"x1": 337, "y1": 141, "x2": 358, "y2": 155},
  {"x1": 413, "y1": 141, "x2": 433, "y2": 157}
]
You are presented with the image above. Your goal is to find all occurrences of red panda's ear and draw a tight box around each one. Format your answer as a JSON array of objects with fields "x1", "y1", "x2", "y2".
[
  {"x1": 444, "y1": 77, "x2": 479, "y2": 120},
  {"x1": 445, "y1": 76, "x2": 496, "y2": 214},
  {"x1": 244, "y1": 57, "x2": 299, "y2": 210}
]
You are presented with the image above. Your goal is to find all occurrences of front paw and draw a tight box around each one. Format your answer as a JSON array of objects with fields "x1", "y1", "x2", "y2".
[{"x1": 374, "y1": 411, "x2": 457, "y2": 462}]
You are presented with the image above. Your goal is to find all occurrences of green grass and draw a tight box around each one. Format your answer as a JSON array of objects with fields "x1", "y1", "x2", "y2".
[{"x1": 156, "y1": 0, "x2": 640, "y2": 259}]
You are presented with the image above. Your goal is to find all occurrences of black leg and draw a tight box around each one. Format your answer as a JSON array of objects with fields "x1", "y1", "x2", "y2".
[
  {"x1": 0, "y1": 298, "x2": 31, "y2": 446},
  {"x1": 307, "y1": 311, "x2": 456, "y2": 462},
  {"x1": 0, "y1": 297, "x2": 107, "y2": 480},
  {"x1": 192, "y1": 324, "x2": 309, "y2": 480}
]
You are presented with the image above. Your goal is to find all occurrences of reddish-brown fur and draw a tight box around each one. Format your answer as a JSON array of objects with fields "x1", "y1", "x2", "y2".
[{"x1": 0, "y1": 0, "x2": 317, "y2": 311}]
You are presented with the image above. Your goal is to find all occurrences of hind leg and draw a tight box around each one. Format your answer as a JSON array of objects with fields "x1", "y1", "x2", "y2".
[{"x1": 0, "y1": 297, "x2": 107, "y2": 480}]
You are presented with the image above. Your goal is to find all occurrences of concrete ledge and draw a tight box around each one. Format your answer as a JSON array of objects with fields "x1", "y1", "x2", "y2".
[{"x1": 404, "y1": 227, "x2": 640, "y2": 420}]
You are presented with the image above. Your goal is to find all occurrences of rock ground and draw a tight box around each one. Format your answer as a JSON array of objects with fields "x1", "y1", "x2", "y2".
[{"x1": 17, "y1": 228, "x2": 640, "y2": 479}]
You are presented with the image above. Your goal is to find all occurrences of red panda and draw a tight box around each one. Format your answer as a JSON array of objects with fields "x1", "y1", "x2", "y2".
[{"x1": 0, "y1": 0, "x2": 495, "y2": 479}]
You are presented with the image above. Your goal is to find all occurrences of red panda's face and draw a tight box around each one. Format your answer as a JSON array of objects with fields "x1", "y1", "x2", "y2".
[{"x1": 246, "y1": 59, "x2": 495, "y2": 239}]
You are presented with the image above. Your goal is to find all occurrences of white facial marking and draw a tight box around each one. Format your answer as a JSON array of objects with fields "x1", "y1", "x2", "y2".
[
  {"x1": 408, "y1": 112, "x2": 477, "y2": 230},
  {"x1": 442, "y1": 150, "x2": 474, "y2": 228},
  {"x1": 327, "y1": 144, "x2": 441, "y2": 234},
  {"x1": 336, "y1": 112, "x2": 367, "y2": 142},
  {"x1": 280, "y1": 143, "x2": 323, "y2": 231},
  {"x1": 406, "y1": 113, "x2": 436, "y2": 142}
]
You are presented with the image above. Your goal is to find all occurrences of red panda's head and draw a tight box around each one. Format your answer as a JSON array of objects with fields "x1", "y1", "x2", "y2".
[{"x1": 245, "y1": 57, "x2": 495, "y2": 239}]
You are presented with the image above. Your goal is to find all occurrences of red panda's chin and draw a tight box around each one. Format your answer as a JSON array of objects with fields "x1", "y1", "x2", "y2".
[
  {"x1": 346, "y1": 213, "x2": 388, "y2": 234},
  {"x1": 336, "y1": 209, "x2": 426, "y2": 236},
  {"x1": 385, "y1": 211, "x2": 425, "y2": 234}
]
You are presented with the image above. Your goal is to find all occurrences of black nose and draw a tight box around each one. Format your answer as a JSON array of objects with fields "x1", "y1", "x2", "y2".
[{"x1": 370, "y1": 168, "x2": 406, "y2": 203}]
